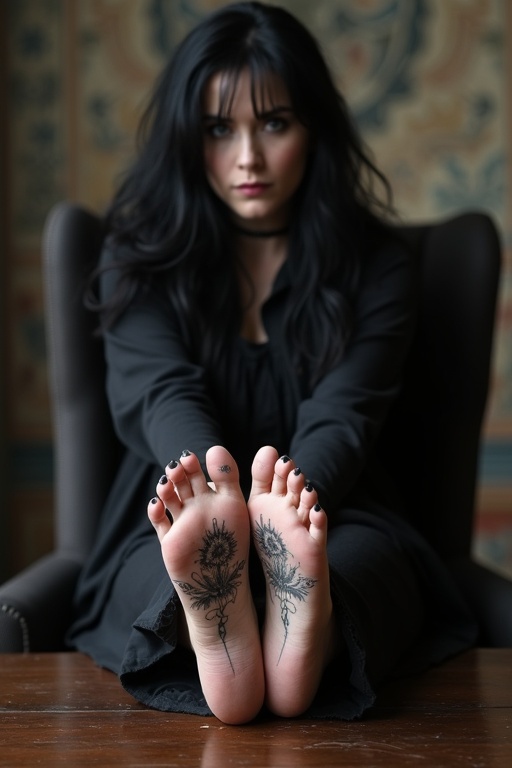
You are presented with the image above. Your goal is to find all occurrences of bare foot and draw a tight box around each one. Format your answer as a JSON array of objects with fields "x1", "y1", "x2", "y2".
[
  {"x1": 148, "y1": 446, "x2": 264, "y2": 724},
  {"x1": 248, "y1": 446, "x2": 338, "y2": 717}
]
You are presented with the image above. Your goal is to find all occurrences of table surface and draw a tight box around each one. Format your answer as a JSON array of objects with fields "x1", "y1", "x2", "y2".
[{"x1": 1, "y1": 649, "x2": 511, "y2": 767}]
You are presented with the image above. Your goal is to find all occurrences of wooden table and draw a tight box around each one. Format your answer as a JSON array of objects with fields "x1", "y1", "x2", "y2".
[{"x1": 1, "y1": 649, "x2": 511, "y2": 767}]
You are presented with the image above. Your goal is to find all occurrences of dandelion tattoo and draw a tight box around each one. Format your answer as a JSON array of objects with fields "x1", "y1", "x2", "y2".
[
  {"x1": 254, "y1": 515, "x2": 317, "y2": 664},
  {"x1": 175, "y1": 518, "x2": 245, "y2": 674}
]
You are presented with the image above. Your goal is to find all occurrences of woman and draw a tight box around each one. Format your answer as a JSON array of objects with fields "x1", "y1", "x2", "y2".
[{"x1": 68, "y1": 1, "x2": 477, "y2": 724}]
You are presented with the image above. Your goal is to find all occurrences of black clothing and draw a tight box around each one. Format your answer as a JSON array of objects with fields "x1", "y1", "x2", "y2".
[{"x1": 68, "y1": 233, "x2": 477, "y2": 718}]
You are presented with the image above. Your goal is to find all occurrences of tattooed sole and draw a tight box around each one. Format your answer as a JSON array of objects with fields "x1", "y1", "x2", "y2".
[
  {"x1": 253, "y1": 515, "x2": 317, "y2": 664},
  {"x1": 175, "y1": 518, "x2": 245, "y2": 673}
]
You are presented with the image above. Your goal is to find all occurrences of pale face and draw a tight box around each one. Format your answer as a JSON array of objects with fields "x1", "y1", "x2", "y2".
[{"x1": 202, "y1": 68, "x2": 310, "y2": 232}]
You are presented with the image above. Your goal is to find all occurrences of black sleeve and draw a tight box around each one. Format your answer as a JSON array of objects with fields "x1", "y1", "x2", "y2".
[
  {"x1": 100, "y1": 247, "x2": 223, "y2": 468},
  {"x1": 289, "y1": 239, "x2": 418, "y2": 511}
]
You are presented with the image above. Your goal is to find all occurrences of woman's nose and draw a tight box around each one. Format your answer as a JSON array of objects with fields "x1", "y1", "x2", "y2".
[{"x1": 237, "y1": 132, "x2": 262, "y2": 170}]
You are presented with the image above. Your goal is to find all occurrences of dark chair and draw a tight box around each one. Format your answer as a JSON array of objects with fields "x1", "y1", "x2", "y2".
[
  {"x1": 0, "y1": 202, "x2": 122, "y2": 651},
  {"x1": 1, "y1": 201, "x2": 511, "y2": 652}
]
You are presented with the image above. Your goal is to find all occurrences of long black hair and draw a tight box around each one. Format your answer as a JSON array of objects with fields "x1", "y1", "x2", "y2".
[{"x1": 93, "y1": 1, "x2": 395, "y2": 386}]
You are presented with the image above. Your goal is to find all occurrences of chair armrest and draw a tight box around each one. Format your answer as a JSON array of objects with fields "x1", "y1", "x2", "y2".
[
  {"x1": 0, "y1": 553, "x2": 83, "y2": 652},
  {"x1": 448, "y1": 557, "x2": 512, "y2": 647}
]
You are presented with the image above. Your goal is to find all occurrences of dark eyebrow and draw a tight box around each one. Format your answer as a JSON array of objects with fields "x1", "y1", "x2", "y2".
[
  {"x1": 202, "y1": 106, "x2": 294, "y2": 122},
  {"x1": 258, "y1": 106, "x2": 293, "y2": 119},
  {"x1": 202, "y1": 114, "x2": 231, "y2": 122}
]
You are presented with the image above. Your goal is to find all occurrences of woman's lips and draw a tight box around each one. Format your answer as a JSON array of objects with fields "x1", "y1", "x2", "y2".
[{"x1": 235, "y1": 183, "x2": 271, "y2": 197}]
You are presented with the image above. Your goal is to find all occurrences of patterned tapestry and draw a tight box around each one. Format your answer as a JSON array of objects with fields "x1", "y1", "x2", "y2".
[{"x1": 2, "y1": 0, "x2": 512, "y2": 578}]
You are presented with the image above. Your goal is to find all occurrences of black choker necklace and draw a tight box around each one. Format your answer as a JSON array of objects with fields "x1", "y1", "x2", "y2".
[{"x1": 232, "y1": 224, "x2": 289, "y2": 238}]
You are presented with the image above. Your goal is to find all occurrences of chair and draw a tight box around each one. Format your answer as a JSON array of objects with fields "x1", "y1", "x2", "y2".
[
  {"x1": 1, "y1": 201, "x2": 511, "y2": 652},
  {"x1": 0, "y1": 203, "x2": 123, "y2": 651}
]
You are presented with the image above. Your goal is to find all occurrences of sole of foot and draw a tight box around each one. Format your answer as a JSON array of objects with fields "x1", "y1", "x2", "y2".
[
  {"x1": 248, "y1": 446, "x2": 336, "y2": 717},
  {"x1": 148, "y1": 445, "x2": 264, "y2": 724}
]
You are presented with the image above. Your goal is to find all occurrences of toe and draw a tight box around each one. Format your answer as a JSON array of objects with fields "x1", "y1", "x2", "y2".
[
  {"x1": 177, "y1": 450, "x2": 211, "y2": 495},
  {"x1": 157, "y1": 472, "x2": 182, "y2": 519},
  {"x1": 285, "y1": 466, "x2": 303, "y2": 509},
  {"x1": 205, "y1": 446, "x2": 243, "y2": 498},
  {"x1": 147, "y1": 496, "x2": 171, "y2": 542},
  {"x1": 298, "y1": 483, "x2": 318, "y2": 525},
  {"x1": 271, "y1": 454, "x2": 295, "y2": 496},
  {"x1": 166, "y1": 458, "x2": 193, "y2": 502},
  {"x1": 249, "y1": 446, "x2": 279, "y2": 498},
  {"x1": 308, "y1": 503, "x2": 328, "y2": 546}
]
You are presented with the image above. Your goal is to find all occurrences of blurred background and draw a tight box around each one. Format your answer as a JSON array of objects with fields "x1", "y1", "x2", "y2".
[{"x1": 1, "y1": 0, "x2": 511, "y2": 582}]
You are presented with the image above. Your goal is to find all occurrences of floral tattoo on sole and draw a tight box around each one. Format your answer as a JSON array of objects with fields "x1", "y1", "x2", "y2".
[
  {"x1": 175, "y1": 518, "x2": 245, "y2": 673},
  {"x1": 253, "y1": 515, "x2": 317, "y2": 663}
]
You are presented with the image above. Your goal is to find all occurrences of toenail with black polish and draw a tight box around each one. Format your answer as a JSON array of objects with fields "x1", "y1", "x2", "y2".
[
  {"x1": 314, "y1": 503, "x2": 322, "y2": 511},
  {"x1": 159, "y1": 475, "x2": 168, "y2": 484},
  {"x1": 305, "y1": 481, "x2": 314, "y2": 492},
  {"x1": 167, "y1": 460, "x2": 178, "y2": 469},
  {"x1": 280, "y1": 455, "x2": 291, "y2": 463},
  {"x1": 181, "y1": 449, "x2": 191, "y2": 457},
  {"x1": 293, "y1": 467, "x2": 301, "y2": 476},
  {"x1": 150, "y1": 497, "x2": 158, "y2": 504}
]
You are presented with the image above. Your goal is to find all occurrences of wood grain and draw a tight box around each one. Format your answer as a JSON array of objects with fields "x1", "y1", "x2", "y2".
[{"x1": 1, "y1": 650, "x2": 511, "y2": 767}]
